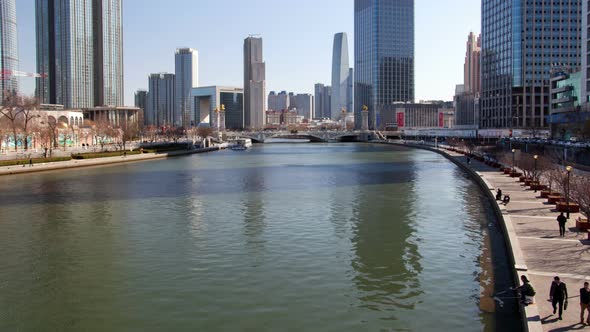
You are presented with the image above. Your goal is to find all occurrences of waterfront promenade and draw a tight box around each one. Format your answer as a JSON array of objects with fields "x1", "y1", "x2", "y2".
[
  {"x1": 443, "y1": 149, "x2": 590, "y2": 331},
  {"x1": 0, "y1": 147, "x2": 221, "y2": 176}
]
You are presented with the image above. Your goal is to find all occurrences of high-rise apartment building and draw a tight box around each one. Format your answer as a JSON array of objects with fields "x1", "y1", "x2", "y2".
[
  {"x1": 175, "y1": 48, "x2": 199, "y2": 127},
  {"x1": 464, "y1": 32, "x2": 481, "y2": 95},
  {"x1": 0, "y1": 0, "x2": 19, "y2": 103},
  {"x1": 331, "y1": 32, "x2": 350, "y2": 119},
  {"x1": 244, "y1": 36, "x2": 266, "y2": 129},
  {"x1": 314, "y1": 83, "x2": 332, "y2": 119},
  {"x1": 147, "y1": 73, "x2": 175, "y2": 127},
  {"x1": 481, "y1": 0, "x2": 581, "y2": 129},
  {"x1": 354, "y1": 0, "x2": 415, "y2": 129},
  {"x1": 295, "y1": 93, "x2": 314, "y2": 120},
  {"x1": 36, "y1": 0, "x2": 124, "y2": 108},
  {"x1": 268, "y1": 90, "x2": 290, "y2": 111}
]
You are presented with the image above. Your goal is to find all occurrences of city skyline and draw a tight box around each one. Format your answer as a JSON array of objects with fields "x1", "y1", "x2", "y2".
[{"x1": 13, "y1": 0, "x2": 481, "y2": 107}]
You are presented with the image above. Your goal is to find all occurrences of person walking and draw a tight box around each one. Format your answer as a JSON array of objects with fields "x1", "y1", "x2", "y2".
[
  {"x1": 29, "y1": 158, "x2": 33, "y2": 167},
  {"x1": 496, "y1": 189, "x2": 503, "y2": 201},
  {"x1": 581, "y1": 282, "x2": 590, "y2": 325},
  {"x1": 557, "y1": 212, "x2": 568, "y2": 237},
  {"x1": 550, "y1": 276, "x2": 569, "y2": 320}
]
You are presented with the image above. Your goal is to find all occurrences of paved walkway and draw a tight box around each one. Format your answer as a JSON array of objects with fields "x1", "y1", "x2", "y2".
[
  {"x1": 0, "y1": 147, "x2": 220, "y2": 176},
  {"x1": 445, "y1": 149, "x2": 590, "y2": 331}
]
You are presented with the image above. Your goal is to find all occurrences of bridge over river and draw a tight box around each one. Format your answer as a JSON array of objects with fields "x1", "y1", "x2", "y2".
[{"x1": 225, "y1": 130, "x2": 403, "y2": 143}]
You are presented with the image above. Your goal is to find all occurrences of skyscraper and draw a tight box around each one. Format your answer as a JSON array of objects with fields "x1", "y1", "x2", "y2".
[
  {"x1": 175, "y1": 48, "x2": 199, "y2": 127},
  {"x1": 36, "y1": 0, "x2": 124, "y2": 108},
  {"x1": 268, "y1": 90, "x2": 289, "y2": 111},
  {"x1": 481, "y1": 0, "x2": 581, "y2": 129},
  {"x1": 331, "y1": 32, "x2": 350, "y2": 120},
  {"x1": 93, "y1": 0, "x2": 123, "y2": 107},
  {"x1": 0, "y1": 0, "x2": 19, "y2": 103},
  {"x1": 244, "y1": 36, "x2": 266, "y2": 129},
  {"x1": 147, "y1": 73, "x2": 175, "y2": 127},
  {"x1": 464, "y1": 32, "x2": 481, "y2": 95},
  {"x1": 354, "y1": 0, "x2": 415, "y2": 129}
]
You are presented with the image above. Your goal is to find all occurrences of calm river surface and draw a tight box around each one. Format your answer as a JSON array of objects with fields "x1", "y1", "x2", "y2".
[{"x1": 0, "y1": 143, "x2": 521, "y2": 331}]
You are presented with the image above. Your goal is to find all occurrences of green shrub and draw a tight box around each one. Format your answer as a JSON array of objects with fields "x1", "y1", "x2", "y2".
[
  {"x1": 0, "y1": 157, "x2": 72, "y2": 167},
  {"x1": 71, "y1": 150, "x2": 141, "y2": 160}
]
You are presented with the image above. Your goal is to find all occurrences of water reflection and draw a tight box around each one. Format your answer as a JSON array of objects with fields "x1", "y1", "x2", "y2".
[{"x1": 349, "y1": 158, "x2": 423, "y2": 316}]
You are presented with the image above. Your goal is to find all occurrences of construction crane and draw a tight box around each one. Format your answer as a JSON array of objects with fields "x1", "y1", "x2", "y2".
[{"x1": 0, "y1": 69, "x2": 46, "y2": 80}]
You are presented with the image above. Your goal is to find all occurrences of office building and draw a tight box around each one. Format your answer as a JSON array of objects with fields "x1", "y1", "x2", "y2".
[
  {"x1": 454, "y1": 84, "x2": 480, "y2": 129},
  {"x1": 147, "y1": 73, "x2": 175, "y2": 126},
  {"x1": 549, "y1": 70, "x2": 590, "y2": 138},
  {"x1": 175, "y1": 48, "x2": 199, "y2": 127},
  {"x1": 382, "y1": 103, "x2": 445, "y2": 129},
  {"x1": 331, "y1": 32, "x2": 351, "y2": 119},
  {"x1": 295, "y1": 93, "x2": 314, "y2": 120},
  {"x1": 244, "y1": 36, "x2": 266, "y2": 129},
  {"x1": 354, "y1": 0, "x2": 415, "y2": 129},
  {"x1": 347, "y1": 68, "x2": 354, "y2": 116},
  {"x1": 134, "y1": 89, "x2": 147, "y2": 115},
  {"x1": 0, "y1": 0, "x2": 18, "y2": 103},
  {"x1": 36, "y1": 0, "x2": 124, "y2": 108},
  {"x1": 481, "y1": 0, "x2": 581, "y2": 130},
  {"x1": 314, "y1": 83, "x2": 332, "y2": 119},
  {"x1": 191, "y1": 86, "x2": 244, "y2": 130}
]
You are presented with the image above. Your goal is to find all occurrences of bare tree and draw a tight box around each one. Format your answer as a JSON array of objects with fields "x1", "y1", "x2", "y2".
[
  {"x1": 18, "y1": 96, "x2": 41, "y2": 151},
  {"x1": 571, "y1": 176, "x2": 590, "y2": 219},
  {"x1": 0, "y1": 92, "x2": 24, "y2": 152},
  {"x1": 196, "y1": 126, "x2": 213, "y2": 141}
]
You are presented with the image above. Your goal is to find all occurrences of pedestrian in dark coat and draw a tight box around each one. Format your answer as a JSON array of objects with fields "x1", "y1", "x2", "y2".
[
  {"x1": 557, "y1": 212, "x2": 568, "y2": 237},
  {"x1": 550, "y1": 276, "x2": 569, "y2": 320}
]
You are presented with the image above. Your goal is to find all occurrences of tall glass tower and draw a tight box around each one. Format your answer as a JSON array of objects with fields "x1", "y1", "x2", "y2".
[
  {"x1": 36, "y1": 0, "x2": 123, "y2": 108},
  {"x1": 481, "y1": 0, "x2": 581, "y2": 129},
  {"x1": 354, "y1": 0, "x2": 415, "y2": 130},
  {"x1": 0, "y1": 0, "x2": 19, "y2": 103},
  {"x1": 331, "y1": 32, "x2": 350, "y2": 120},
  {"x1": 175, "y1": 48, "x2": 199, "y2": 127}
]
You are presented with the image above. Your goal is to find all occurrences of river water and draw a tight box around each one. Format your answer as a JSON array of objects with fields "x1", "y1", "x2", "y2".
[{"x1": 0, "y1": 143, "x2": 521, "y2": 331}]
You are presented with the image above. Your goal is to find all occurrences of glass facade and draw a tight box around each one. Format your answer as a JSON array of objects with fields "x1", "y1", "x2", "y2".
[
  {"x1": 481, "y1": 0, "x2": 581, "y2": 129},
  {"x1": 331, "y1": 32, "x2": 350, "y2": 120},
  {"x1": 175, "y1": 48, "x2": 199, "y2": 128},
  {"x1": 354, "y1": 0, "x2": 414, "y2": 129},
  {"x1": 220, "y1": 91, "x2": 244, "y2": 130},
  {"x1": 36, "y1": 0, "x2": 123, "y2": 108},
  {"x1": 147, "y1": 73, "x2": 175, "y2": 127},
  {"x1": 1, "y1": 0, "x2": 19, "y2": 103}
]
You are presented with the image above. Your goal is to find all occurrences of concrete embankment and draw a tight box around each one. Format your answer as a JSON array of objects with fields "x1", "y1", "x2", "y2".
[
  {"x1": 383, "y1": 141, "x2": 588, "y2": 332},
  {"x1": 0, "y1": 147, "x2": 222, "y2": 176}
]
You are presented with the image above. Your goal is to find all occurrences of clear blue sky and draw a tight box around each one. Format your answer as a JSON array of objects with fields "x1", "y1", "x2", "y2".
[{"x1": 15, "y1": 0, "x2": 480, "y2": 105}]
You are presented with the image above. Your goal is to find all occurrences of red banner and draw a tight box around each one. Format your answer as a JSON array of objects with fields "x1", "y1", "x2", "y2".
[
  {"x1": 439, "y1": 112, "x2": 444, "y2": 128},
  {"x1": 397, "y1": 112, "x2": 405, "y2": 128}
]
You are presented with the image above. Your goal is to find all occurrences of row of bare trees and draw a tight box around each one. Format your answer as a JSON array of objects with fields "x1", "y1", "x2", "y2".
[
  {"x1": 493, "y1": 148, "x2": 590, "y2": 219},
  {"x1": 0, "y1": 93, "x2": 41, "y2": 152}
]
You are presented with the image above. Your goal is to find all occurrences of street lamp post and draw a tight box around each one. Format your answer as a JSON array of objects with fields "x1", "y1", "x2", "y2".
[
  {"x1": 566, "y1": 166, "x2": 573, "y2": 219},
  {"x1": 512, "y1": 149, "x2": 516, "y2": 172},
  {"x1": 533, "y1": 154, "x2": 539, "y2": 191}
]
